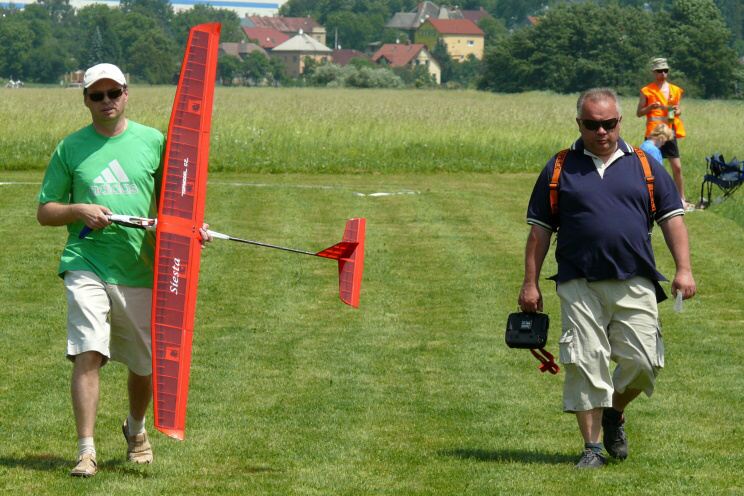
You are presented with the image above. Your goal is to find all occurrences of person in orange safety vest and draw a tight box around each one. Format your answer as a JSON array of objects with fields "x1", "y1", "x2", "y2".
[{"x1": 636, "y1": 57, "x2": 693, "y2": 211}]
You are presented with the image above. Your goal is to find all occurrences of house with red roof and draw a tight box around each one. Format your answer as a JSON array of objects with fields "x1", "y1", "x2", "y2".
[
  {"x1": 385, "y1": 2, "x2": 493, "y2": 40},
  {"x1": 371, "y1": 43, "x2": 441, "y2": 84},
  {"x1": 415, "y1": 18, "x2": 485, "y2": 61},
  {"x1": 332, "y1": 49, "x2": 370, "y2": 67},
  {"x1": 462, "y1": 7, "x2": 493, "y2": 25},
  {"x1": 243, "y1": 15, "x2": 327, "y2": 47},
  {"x1": 242, "y1": 27, "x2": 290, "y2": 50},
  {"x1": 219, "y1": 41, "x2": 267, "y2": 59}
]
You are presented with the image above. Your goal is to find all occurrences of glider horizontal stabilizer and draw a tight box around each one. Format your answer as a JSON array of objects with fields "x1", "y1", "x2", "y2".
[
  {"x1": 315, "y1": 218, "x2": 365, "y2": 308},
  {"x1": 208, "y1": 218, "x2": 366, "y2": 308}
]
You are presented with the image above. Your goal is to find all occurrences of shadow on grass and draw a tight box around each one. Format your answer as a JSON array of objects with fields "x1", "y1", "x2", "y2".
[
  {"x1": 0, "y1": 453, "x2": 151, "y2": 477},
  {"x1": 0, "y1": 453, "x2": 279, "y2": 477},
  {"x1": 441, "y1": 448, "x2": 576, "y2": 465},
  {"x1": 0, "y1": 453, "x2": 69, "y2": 471}
]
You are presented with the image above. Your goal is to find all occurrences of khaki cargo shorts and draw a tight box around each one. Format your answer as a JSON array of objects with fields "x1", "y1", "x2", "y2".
[
  {"x1": 64, "y1": 270, "x2": 152, "y2": 376},
  {"x1": 556, "y1": 276, "x2": 664, "y2": 413}
]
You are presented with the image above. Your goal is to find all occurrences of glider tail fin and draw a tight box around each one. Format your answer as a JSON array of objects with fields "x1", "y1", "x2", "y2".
[{"x1": 315, "y1": 218, "x2": 366, "y2": 308}]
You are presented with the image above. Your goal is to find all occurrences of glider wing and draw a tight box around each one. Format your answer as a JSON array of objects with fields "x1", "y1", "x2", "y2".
[{"x1": 151, "y1": 22, "x2": 221, "y2": 440}]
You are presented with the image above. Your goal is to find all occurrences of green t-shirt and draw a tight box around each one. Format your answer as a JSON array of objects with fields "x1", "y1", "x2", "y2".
[{"x1": 38, "y1": 120, "x2": 165, "y2": 287}]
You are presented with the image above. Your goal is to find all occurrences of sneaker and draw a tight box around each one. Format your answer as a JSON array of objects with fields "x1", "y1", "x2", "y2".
[
  {"x1": 684, "y1": 201, "x2": 696, "y2": 212},
  {"x1": 575, "y1": 449, "x2": 606, "y2": 469},
  {"x1": 602, "y1": 408, "x2": 628, "y2": 460},
  {"x1": 70, "y1": 453, "x2": 97, "y2": 477},
  {"x1": 122, "y1": 420, "x2": 153, "y2": 464}
]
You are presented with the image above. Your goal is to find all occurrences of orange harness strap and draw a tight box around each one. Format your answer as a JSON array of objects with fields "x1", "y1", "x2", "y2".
[
  {"x1": 549, "y1": 148, "x2": 656, "y2": 223},
  {"x1": 633, "y1": 147, "x2": 656, "y2": 217},
  {"x1": 548, "y1": 149, "x2": 569, "y2": 218}
]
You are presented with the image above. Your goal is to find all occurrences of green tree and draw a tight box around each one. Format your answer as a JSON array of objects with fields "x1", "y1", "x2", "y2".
[
  {"x1": 119, "y1": 0, "x2": 173, "y2": 28},
  {"x1": 36, "y1": 0, "x2": 76, "y2": 24},
  {"x1": 0, "y1": 15, "x2": 34, "y2": 79},
  {"x1": 25, "y1": 37, "x2": 69, "y2": 82},
  {"x1": 117, "y1": 13, "x2": 178, "y2": 83},
  {"x1": 172, "y1": 4, "x2": 242, "y2": 47},
  {"x1": 480, "y1": 3, "x2": 661, "y2": 94},
  {"x1": 325, "y1": 10, "x2": 383, "y2": 50},
  {"x1": 451, "y1": 54, "x2": 481, "y2": 88},
  {"x1": 217, "y1": 53, "x2": 242, "y2": 85},
  {"x1": 479, "y1": 30, "x2": 534, "y2": 93},
  {"x1": 1, "y1": 3, "x2": 71, "y2": 82},
  {"x1": 666, "y1": 0, "x2": 739, "y2": 97},
  {"x1": 302, "y1": 56, "x2": 318, "y2": 77},
  {"x1": 242, "y1": 50, "x2": 270, "y2": 85},
  {"x1": 495, "y1": 0, "x2": 548, "y2": 27},
  {"x1": 267, "y1": 57, "x2": 286, "y2": 86},
  {"x1": 86, "y1": 26, "x2": 105, "y2": 66},
  {"x1": 394, "y1": 64, "x2": 436, "y2": 88},
  {"x1": 431, "y1": 39, "x2": 454, "y2": 84},
  {"x1": 381, "y1": 28, "x2": 409, "y2": 44},
  {"x1": 75, "y1": 5, "x2": 124, "y2": 71},
  {"x1": 478, "y1": 16, "x2": 508, "y2": 49}
]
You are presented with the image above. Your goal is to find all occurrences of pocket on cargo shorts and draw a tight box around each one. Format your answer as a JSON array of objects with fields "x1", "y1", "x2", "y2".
[
  {"x1": 653, "y1": 325, "x2": 665, "y2": 368},
  {"x1": 558, "y1": 328, "x2": 577, "y2": 364}
]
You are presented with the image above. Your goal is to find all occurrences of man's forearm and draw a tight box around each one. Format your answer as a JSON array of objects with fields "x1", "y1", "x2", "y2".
[
  {"x1": 37, "y1": 202, "x2": 81, "y2": 226},
  {"x1": 37, "y1": 202, "x2": 111, "y2": 229},
  {"x1": 659, "y1": 215, "x2": 692, "y2": 272},
  {"x1": 523, "y1": 225, "x2": 552, "y2": 284}
]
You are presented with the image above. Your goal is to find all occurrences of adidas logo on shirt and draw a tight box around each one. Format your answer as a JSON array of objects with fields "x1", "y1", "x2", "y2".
[{"x1": 90, "y1": 160, "x2": 139, "y2": 196}]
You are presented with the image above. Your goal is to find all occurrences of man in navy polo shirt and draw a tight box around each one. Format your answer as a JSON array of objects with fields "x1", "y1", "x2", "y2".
[{"x1": 518, "y1": 88, "x2": 696, "y2": 469}]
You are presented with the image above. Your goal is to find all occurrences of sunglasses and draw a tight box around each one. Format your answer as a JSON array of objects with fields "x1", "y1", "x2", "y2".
[
  {"x1": 88, "y1": 88, "x2": 124, "y2": 102},
  {"x1": 654, "y1": 69, "x2": 669, "y2": 73},
  {"x1": 580, "y1": 118, "x2": 619, "y2": 132}
]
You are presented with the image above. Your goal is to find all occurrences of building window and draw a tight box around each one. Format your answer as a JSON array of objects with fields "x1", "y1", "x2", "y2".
[{"x1": 468, "y1": 40, "x2": 475, "y2": 46}]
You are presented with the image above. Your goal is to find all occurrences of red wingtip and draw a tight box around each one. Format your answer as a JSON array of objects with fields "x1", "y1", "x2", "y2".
[{"x1": 156, "y1": 427, "x2": 185, "y2": 441}]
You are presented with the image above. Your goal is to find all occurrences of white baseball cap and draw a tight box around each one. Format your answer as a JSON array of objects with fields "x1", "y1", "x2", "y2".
[{"x1": 83, "y1": 63, "x2": 127, "y2": 88}]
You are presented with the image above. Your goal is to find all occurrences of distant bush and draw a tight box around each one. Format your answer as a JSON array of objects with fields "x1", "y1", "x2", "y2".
[{"x1": 309, "y1": 64, "x2": 403, "y2": 89}]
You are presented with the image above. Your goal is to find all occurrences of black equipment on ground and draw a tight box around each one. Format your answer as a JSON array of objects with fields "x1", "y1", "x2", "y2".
[{"x1": 698, "y1": 153, "x2": 744, "y2": 208}]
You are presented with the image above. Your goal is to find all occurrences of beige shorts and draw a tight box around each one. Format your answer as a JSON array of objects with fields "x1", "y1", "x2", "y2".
[
  {"x1": 64, "y1": 270, "x2": 152, "y2": 376},
  {"x1": 556, "y1": 276, "x2": 664, "y2": 413}
]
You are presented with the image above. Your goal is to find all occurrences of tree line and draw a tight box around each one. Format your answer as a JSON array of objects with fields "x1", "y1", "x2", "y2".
[
  {"x1": 1, "y1": 0, "x2": 742, "y2": 97},
  {"x1": 0, "y1": 0, "x2": 244, "y2": 85},
  {"x1": 479, "y1": 0, "x2": 743, "y2": 98},
  {"x1": 282, "y1": 0, "x2": 743, "y2": 98}
]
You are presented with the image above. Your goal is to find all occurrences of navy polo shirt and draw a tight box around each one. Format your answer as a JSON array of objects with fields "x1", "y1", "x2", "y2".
[{"x1": 526, "y1": 138, "x2": 684, "y2": 299}]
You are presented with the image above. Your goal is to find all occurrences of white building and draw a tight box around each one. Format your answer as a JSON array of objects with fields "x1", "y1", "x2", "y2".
[{"x1": 1, "y1": 0, "x2": 286, "y2": 17}]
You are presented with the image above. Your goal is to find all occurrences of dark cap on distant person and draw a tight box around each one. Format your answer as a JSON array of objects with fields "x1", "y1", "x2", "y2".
[
  {"x1": 83, "y1": 63, "x2": 127, "y2": 88},
  {"x1": 651, "y1": 57, "x2": 669, "y2": 71}
]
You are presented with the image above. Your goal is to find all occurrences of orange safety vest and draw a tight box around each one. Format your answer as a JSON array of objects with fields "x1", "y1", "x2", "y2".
[
  {"x1": 641, "y1": 82, "x2": 686, "y2": 138},
  {"x1": 549, "y1": 147, "x2": 656, "y2": 228}
]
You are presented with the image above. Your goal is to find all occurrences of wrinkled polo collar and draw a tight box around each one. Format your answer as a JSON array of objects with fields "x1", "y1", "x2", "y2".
[
  {"x1": 571, "y1": 137, "x2": 634, "y2": 155},
  {"x1": 571, "y1": 138, "x2": 634, "y2": 178}
]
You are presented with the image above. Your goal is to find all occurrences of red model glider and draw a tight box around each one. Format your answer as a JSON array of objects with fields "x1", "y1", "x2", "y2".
[{"x1": 150, "y1": 23, "x2": 366, "y2": 440}]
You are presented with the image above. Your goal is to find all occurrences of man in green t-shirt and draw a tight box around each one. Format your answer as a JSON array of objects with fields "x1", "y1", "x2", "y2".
[{"x1": 37, "y1": 63, "x2": 209, "y2": 477}]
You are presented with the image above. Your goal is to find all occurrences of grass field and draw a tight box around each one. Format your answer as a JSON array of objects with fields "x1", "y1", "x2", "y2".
[
  {"x1": 2, "y1": 86, "x2": 743, "y2": 177},
  {"x1": 1, "y1": 88, "x2": 744, "y2": 494}
]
